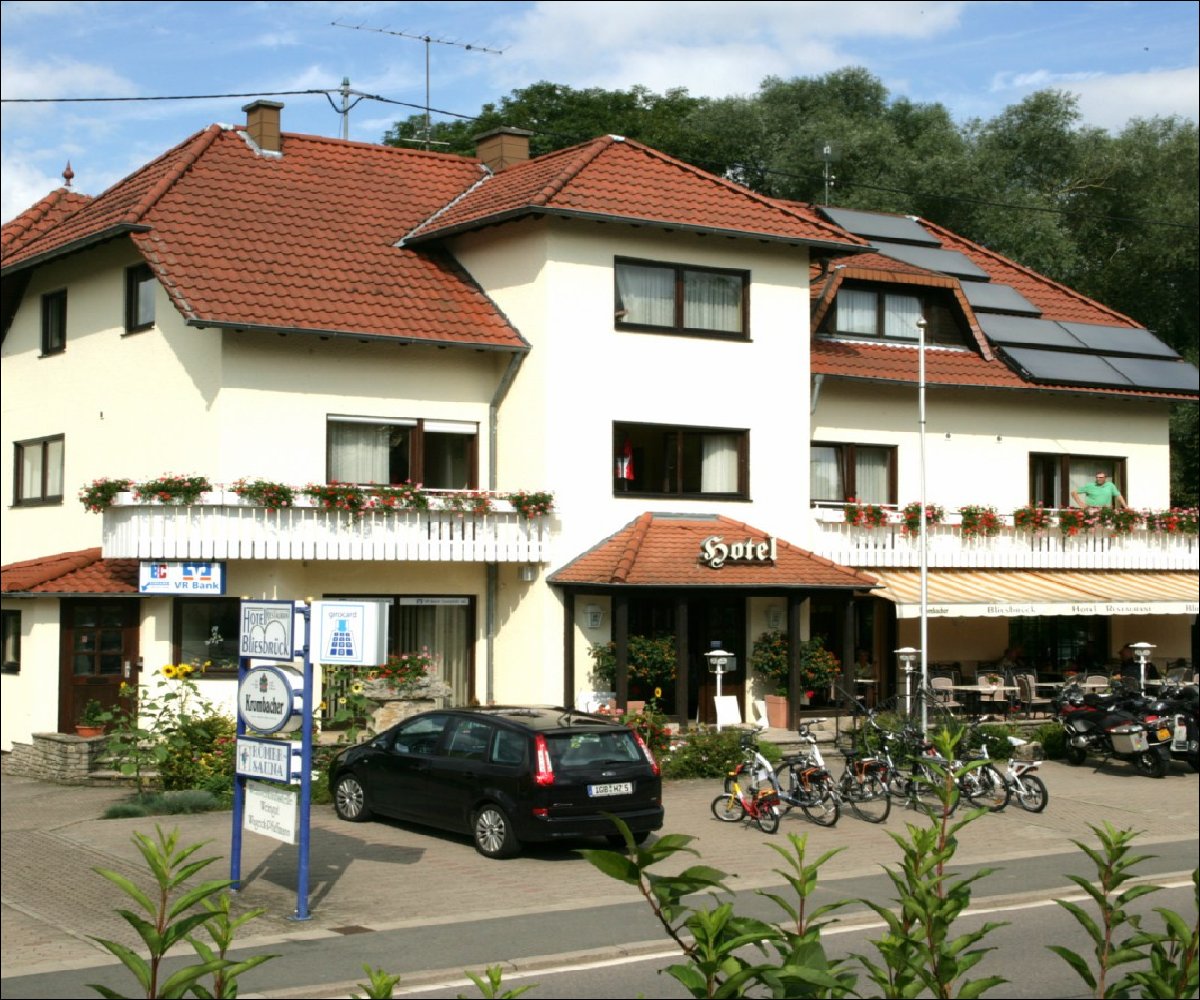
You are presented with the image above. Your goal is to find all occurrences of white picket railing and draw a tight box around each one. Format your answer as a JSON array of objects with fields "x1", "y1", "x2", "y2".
[
  {"x1": 808, "y1": 507, "x2": 1198, "y2": 570},
  {"x1": 101, "y1": 493, "x2": 552, "y2": 563}
]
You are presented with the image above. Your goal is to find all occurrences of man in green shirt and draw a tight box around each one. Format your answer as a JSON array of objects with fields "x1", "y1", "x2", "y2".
[{"x1": 1073, "y1": 471, "x2": 1127, "y2": 509}]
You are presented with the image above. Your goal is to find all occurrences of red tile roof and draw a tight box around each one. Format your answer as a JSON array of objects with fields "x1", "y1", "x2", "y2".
[
  {"x1": 549, "y1": 513, "x2": 878, "y2": 589},
  {"x1": 407, "y1": 137, "x2": 868, "y2": 251},
  {"x1": 3, "y1": 128, "x2": 528, "y2": 351},
  {"x1": 1, "y1": 548, "x2": 138, "y2": 594},
  {"x1": 1, "y1": 187, "x2": 92, "y2": 257},
  {"x1": 808, "y1": 209, "x2": 1194, "y2": 399}
]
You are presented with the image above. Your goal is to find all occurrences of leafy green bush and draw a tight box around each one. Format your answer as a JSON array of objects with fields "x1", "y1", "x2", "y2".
[
  {"x1": 589, "y1": 634, "x2": 677, "y2": 692},
  {"x1": 157, "y1": 714, "x2": 236, "y2": 799},
  {"x1": 1033, "y1": 721, "x2": 1067, "y2": 759},
  {"x1": 660, "y1": 727, "x2": 781, "y2": 779},
  {"x1": 103, "y1": 790, "x2": 224, "y2": 819}
]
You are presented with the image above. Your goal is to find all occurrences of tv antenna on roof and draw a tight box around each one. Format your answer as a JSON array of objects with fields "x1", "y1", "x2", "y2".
[
  {"x1": 332, "y1": 21, "x2": 503, "y2": 150},
  {"x1": 815, "y1": 140, "x2": 840, "y2": 206}
]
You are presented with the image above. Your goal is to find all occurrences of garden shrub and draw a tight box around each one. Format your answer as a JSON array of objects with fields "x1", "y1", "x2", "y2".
[
  {"x1": 660, "y1": 726, "x2": 781, "y2": 779},
  {"x1": 1034, "y1": 721, "x2": 1067, "y2": 759}
]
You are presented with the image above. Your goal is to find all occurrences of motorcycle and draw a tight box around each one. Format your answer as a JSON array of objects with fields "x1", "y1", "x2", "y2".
[
  {"x1": 1155, "y1": 681, "x2": 1199, "y2": 772},
  {"x1": 1056, "y1": 678, "x2": 1173, "y2": 778}
]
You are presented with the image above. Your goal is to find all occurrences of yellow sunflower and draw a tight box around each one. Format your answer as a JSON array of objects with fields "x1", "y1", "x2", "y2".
[
  {"x1": 161, "y1": 664, "x2": 179, "y2": 679},
  {"x1": 350, "y1": 681, "x2": 364, "y2": 695},
  {"x1": 178, "y1": 663, "x2": 194, "y2": 677}
]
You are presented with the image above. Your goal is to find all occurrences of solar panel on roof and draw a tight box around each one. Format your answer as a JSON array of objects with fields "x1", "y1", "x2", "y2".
[
  {"x1": 1000, "y1": 346, "x2": 1135, "y2": 388},
  {"x1": 978, "y1": 315, "x2": 1084, "y2": 349},
  {"x1": 1058, "y1": 322, "x2": 1180, "y2": 359},
  {"x1": 821, "y1": 207, "x2": 940, "y2": 246},
  {"x1": 1103, "y1": 356, "x2": 1199, "y2": 394},
  {"x1": 870, "y1": 241, "x2": 991, "y2": 280},
  {"x1": 959, "y1": 282, "x2": 1041, "y2": 316}
]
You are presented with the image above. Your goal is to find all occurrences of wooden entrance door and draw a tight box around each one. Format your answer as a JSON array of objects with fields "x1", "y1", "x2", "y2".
[
  {"x1": 690, "y1": 596, "x2": 745, "y2": 724},
  {"x1": 59, "y1": 599, "x2": 140, "y2": 731}
]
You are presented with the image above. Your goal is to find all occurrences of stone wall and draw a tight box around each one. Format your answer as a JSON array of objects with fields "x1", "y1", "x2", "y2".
[{"x1": 1, "y1": 732, "x2": 108, "y2": 784}]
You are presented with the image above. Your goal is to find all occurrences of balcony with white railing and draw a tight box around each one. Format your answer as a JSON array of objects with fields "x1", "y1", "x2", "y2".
[
  {"x1": 100, "y1": 492, "x2": 553, "y2": 563},
  {"x1": 808, "y1": 505, "x2": 1198, "y2": 570}
]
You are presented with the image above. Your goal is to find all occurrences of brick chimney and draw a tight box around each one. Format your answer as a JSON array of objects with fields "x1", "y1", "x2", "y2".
[
  {"x1": 242, "y1": 100, "x2": 284, "y2": 153},
  {"x1": 473, "y1": 127, "x2": 533, "y2": 172}
]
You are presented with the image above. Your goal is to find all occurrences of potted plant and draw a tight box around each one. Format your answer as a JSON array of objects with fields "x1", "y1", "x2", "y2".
[
  {"x1": 1012, "y1": 502, "x2": 1053, "y2": 533},
  {"x1": 901, "y1": 501, "x2": 945, "y2": 536},
  {"x1": 842, "y1": 497, "x2": 887, "y2": 529},
  {"x1": 958, "y1": 504, "x2": 1002, "y2": 539},
  {"x1": 503, "y1": 490, "x2": 555, "y2": 519},
  {"x1": 231, "y1": 477, "x2": 296, "y2": 511},
  {"x1": 750, "y1": 632, "x2": 842, "y2": 722},
  {"x1": 75, "y1": 699, "x2": 108, "y2": 738},
  {"x1": 133, "y1": 473, "x2": 212, "y2": 505},
  {"x1": 79, "y1": 477, "x2": 133, "y2": 513}
]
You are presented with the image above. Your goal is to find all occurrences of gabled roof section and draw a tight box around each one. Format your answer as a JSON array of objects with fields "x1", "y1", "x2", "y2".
[
  {"x1": 405, "y1": 136, "x2": 869, "y2": 252},
  {"x1": 1, "y1": 187, "x2": 93, "y2": 258},
  {"x1": 1, "y1": 548, "x2": 138, "y2": 595},
  {"x1": 2, "y1": 128, "x2": 527, "y2": 351},
  {"x1": 549, "y1": 513, "x2": 878, "y2": 589}
]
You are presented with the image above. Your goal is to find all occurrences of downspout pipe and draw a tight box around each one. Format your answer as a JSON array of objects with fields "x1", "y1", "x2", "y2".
[
  {"x1": 810, "y1": 374, "x2": 825, "y2": 415},
  {"x1": 485, "y1": 351, "x2": 528, "y2": 704}
]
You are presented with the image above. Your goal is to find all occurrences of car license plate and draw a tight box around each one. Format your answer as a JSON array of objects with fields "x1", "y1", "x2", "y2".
[{"x1": 588, "y1": 781, "x2": 633, "y2": 797}]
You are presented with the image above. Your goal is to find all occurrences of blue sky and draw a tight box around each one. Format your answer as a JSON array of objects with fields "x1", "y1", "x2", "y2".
[{"x1": 2, "y1": 1, "x2": 1197, "y2": 221}]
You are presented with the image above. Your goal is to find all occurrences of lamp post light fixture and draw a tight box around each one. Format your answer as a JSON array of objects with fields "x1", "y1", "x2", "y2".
[
  {"x1": 706, "y1": 648, "x2": 732, "y2": 729},
  {"x1": 1131, "y1": 641, "x2": 1156, "y2": 690},
  {"x1": 896, "y1": 647, "x2": 919, "y2": 720}
]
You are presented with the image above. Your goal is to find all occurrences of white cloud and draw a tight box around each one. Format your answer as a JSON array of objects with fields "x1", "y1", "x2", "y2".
[
  {"x1": 989, "y1": 66, "x2": 1199, "y2": 129},
  {"x1": 0, "y1": 153, "x2": 64, "y2": 224},
  {"x1": 0, "y1": 50, "x2": 135, "y2": 100}
]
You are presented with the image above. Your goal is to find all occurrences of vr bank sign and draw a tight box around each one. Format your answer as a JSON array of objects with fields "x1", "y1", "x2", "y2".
[{"x1": 139, "y1": 561, "x2": 225, "y2": 594}]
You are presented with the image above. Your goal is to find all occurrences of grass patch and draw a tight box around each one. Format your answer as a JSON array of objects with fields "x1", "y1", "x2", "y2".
[{"x1": 103, "y1": 789, "x2": 223, "y2": 819}]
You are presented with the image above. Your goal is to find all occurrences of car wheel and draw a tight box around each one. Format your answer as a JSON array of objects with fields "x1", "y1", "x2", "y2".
[
  {"x1": 333, "y1": 774, "x2": 372, "y2": 822},
  {"x1": 472, "y1": 804, "x2": 520, "y2": 858}
]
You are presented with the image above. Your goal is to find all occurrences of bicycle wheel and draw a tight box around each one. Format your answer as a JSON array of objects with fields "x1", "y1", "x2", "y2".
[
  {"x1": 911, "y1": 770, "x2": 959, "y2": 818},
  {"x1": 800, "y1": 775, "x2": 840, "y2": 827},
  {"x1": 754, "y1": 796, "x2": 781, "y2": 834},
  {"x1": 961, "y1": 765, "x2": 1010, "y2": 812},
  {"x1": 711, "y1": 792, "x2": 746, "y2": 823},
  {"x1": 1015, "y1": 774, "x2": 1048, "y2": 813},
  {"x1": 844, "y1": 775, "x2": 891, "y2": 824},
  {"x1": 774, "y1": 762, "x2": 802, "y2": 815}
]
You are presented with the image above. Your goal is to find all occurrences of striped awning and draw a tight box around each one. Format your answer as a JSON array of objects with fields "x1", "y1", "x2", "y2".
[{"x1": 869, "y1": 569, "x2": 1199, "y2": 618}]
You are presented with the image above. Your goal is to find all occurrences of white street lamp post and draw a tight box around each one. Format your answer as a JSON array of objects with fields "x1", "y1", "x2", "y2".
[
  {"x1": 1131, "y1": 641, "x2": 1156, "y2": 690},
  {"x1": 896, "y1": 647, "x2": 919, "y2": 720},
  {"x1": 916, "y1": 316, "x2": 930, "y2": 733}
]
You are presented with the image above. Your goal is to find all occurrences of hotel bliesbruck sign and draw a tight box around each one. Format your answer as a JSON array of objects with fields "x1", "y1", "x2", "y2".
[{"x1": 700, "y1": 535, "x2": 777, "y2": 569}]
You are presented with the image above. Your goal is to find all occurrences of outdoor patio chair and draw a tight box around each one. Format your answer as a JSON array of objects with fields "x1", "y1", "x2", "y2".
[
  {"x1": 1016, "y1": 675, "x2": 1053, "y2": 718},
  {"x1": 929, "y1": 675, "x2": 962, "y2": 712}
]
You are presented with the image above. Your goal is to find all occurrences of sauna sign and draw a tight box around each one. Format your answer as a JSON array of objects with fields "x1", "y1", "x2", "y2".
[{"x1": 699, "y1": 535, "x2": 777, "y2": 569}]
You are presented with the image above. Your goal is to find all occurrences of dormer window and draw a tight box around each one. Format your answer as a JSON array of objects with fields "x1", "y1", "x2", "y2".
[{"x1": 837, "y1": 288, "x2": 923, "y2": 339}]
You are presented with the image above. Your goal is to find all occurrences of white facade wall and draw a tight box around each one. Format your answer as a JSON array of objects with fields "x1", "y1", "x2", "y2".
[{"x1": 812, "y1": 379, "x2": 1171, "y2": 511}]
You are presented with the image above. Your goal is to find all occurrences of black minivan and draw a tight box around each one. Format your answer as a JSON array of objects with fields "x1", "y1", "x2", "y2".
[{"x1": 329, "y1": 706, "x2": 664, "y2": 858}]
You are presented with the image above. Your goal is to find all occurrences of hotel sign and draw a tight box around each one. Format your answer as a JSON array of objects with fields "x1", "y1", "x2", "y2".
[{"x1": 699, "y1": 535, "x2": 777, "y2": 569}]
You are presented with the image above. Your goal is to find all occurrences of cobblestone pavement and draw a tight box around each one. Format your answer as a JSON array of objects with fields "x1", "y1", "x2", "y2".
[{"x1": 2, "y1": 759, "x2": 1197, "y2": 983}]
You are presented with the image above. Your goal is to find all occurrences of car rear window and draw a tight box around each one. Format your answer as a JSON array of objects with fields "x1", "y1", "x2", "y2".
[{"x1": 544, "y1": 730, "x2": 642, "y2": 770}]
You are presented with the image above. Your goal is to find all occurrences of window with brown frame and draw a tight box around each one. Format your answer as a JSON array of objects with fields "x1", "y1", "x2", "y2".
[
  {"x1": 825, "y1": 284, "x2": 965, "y2": 346},
  {"x1": 172, "y1": 597, "x2": 240, "y2": 675},
  {"x1": 125, "y1": 264, "x2": 156, "y2": 332},
  {"x1": 13, "y1": 434, "x2": 64, "y2": 505},
  {"x1": 41, "y1": 289, "x2": 66, "y2": 355},
  {"x1": 615, "y1": 258, "x2": 748, "y2": 339},
  {"x1": 1029, "y1": 453, "x2": 1128, "y2": 508},
  {"x1": 810, "y1": 442, "x2": 897, "y2": 505},
  {"x1": 614, "y1": 421, "x2": 748, "y2": 498},
  {"x1": 327, "y1": 417, "x2": 478, "y2": 490}
]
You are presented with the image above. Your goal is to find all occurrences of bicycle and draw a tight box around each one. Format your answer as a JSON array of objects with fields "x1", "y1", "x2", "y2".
[
  {"x1": 866, "y1": 714, "x2": 958, "y2": 818},
  {"x1": 773, "y1": 722, "x2": 840, "y2": 827},
  {"x1": 832, "y1": 741, "x2": 892, "y2": 824},
  {"x1": 992, "y1": 733, "x2": 1048, "y2": 812},
  {"x1": 711, "y1": 770, "x2": 781, "y2": 833},
  {"x1": 958, "y1": 722, "x2": 1012, "y2": 812}
]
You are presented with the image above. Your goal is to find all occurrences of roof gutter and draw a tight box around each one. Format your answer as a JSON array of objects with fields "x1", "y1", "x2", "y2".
[
  {"x1": 0, "y1": 223, "x2": 151, "y2": 278},
  {"x1": 184, "y1": 317, "x2": 531, "y2": 355},
  {"x1": 402, "y1": 206, "x2": 871, "y2": 255}
]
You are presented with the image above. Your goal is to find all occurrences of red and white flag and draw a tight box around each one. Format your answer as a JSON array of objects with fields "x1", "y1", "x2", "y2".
[{"x1": 616, "y1": 437, "x2": 635, "y2": 480}]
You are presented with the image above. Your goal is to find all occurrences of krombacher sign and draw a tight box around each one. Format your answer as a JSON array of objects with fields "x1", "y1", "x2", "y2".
[{"x1": 699, "y1": 534, "x2": 777, "y2": 569}]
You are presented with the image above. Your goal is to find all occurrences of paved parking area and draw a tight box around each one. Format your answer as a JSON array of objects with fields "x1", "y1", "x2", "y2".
[{"x1": 2, "y1": 759, "x2": 1197, "y2": 982}]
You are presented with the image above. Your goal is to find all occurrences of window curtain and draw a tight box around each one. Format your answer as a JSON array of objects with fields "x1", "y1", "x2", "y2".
[
  {"x1": 837, "y1": 289, "x2": 877, "y2": 334},
  {"x1": 20, "y1": 447, "x2": 42, "y2": 501},
  {"x1": 700, "y1": 434, "x2": 738, "y2": 492},
  {"x1": 810, "y1": 446, "x2": 844, "y2": 501},
  {"x1": 855, "y1": 447, "x2": 891, "y2": 503},
  {"x1": 398, "y1": 603, "x2": 470, "y2": 705},
  {"x1": 45, "y1": 439, "x2": 63, "y2": 497},
  {"x1": 683, "y1": 271, "x2": 741, "y2": 332},
  {"x1": 1068, "y1": 458, "x2": 1117, "y2": 498},
  {"x1": 329, "y1": 422, "x2": 389, "y2": 483},
  {"x1": 883, "y1": 294, "x2": 922, "y2": 338},
  {"x1": 616, "y1": 263, "x2": 674, "y2": 326}
]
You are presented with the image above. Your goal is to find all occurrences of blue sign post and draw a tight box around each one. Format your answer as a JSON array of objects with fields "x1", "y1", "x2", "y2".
[{"x1": 231, "y1": 599, "x2": 315, "y2": 921}]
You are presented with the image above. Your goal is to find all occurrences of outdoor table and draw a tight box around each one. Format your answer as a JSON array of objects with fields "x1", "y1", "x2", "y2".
[{"x1": 951, "y1": 684, "x2": 1017, "y2": 715}]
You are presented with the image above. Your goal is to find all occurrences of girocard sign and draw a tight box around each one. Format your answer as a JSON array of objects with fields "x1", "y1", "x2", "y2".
[
  {"x1": 236, "y1": 736, "x2": 302, "y2": 783},
  {"x1": 311, "y1": 600, "x2": 389, "y2": 666},
  {"x1": 238, "y1": 665, "x2": 303, "y2": 734},
  {"x1": 239, "y1": 600, "x2": 294, "y2": 660},
  {"x1": 244, "y1": 781, "x2": 299, "y2": 845},
  {"x1": 139, "y1": 561, "x2": 225, "y2": 594},
  {"x1": 699, "y1": 535, "x2": 777, "y2": 570}
]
